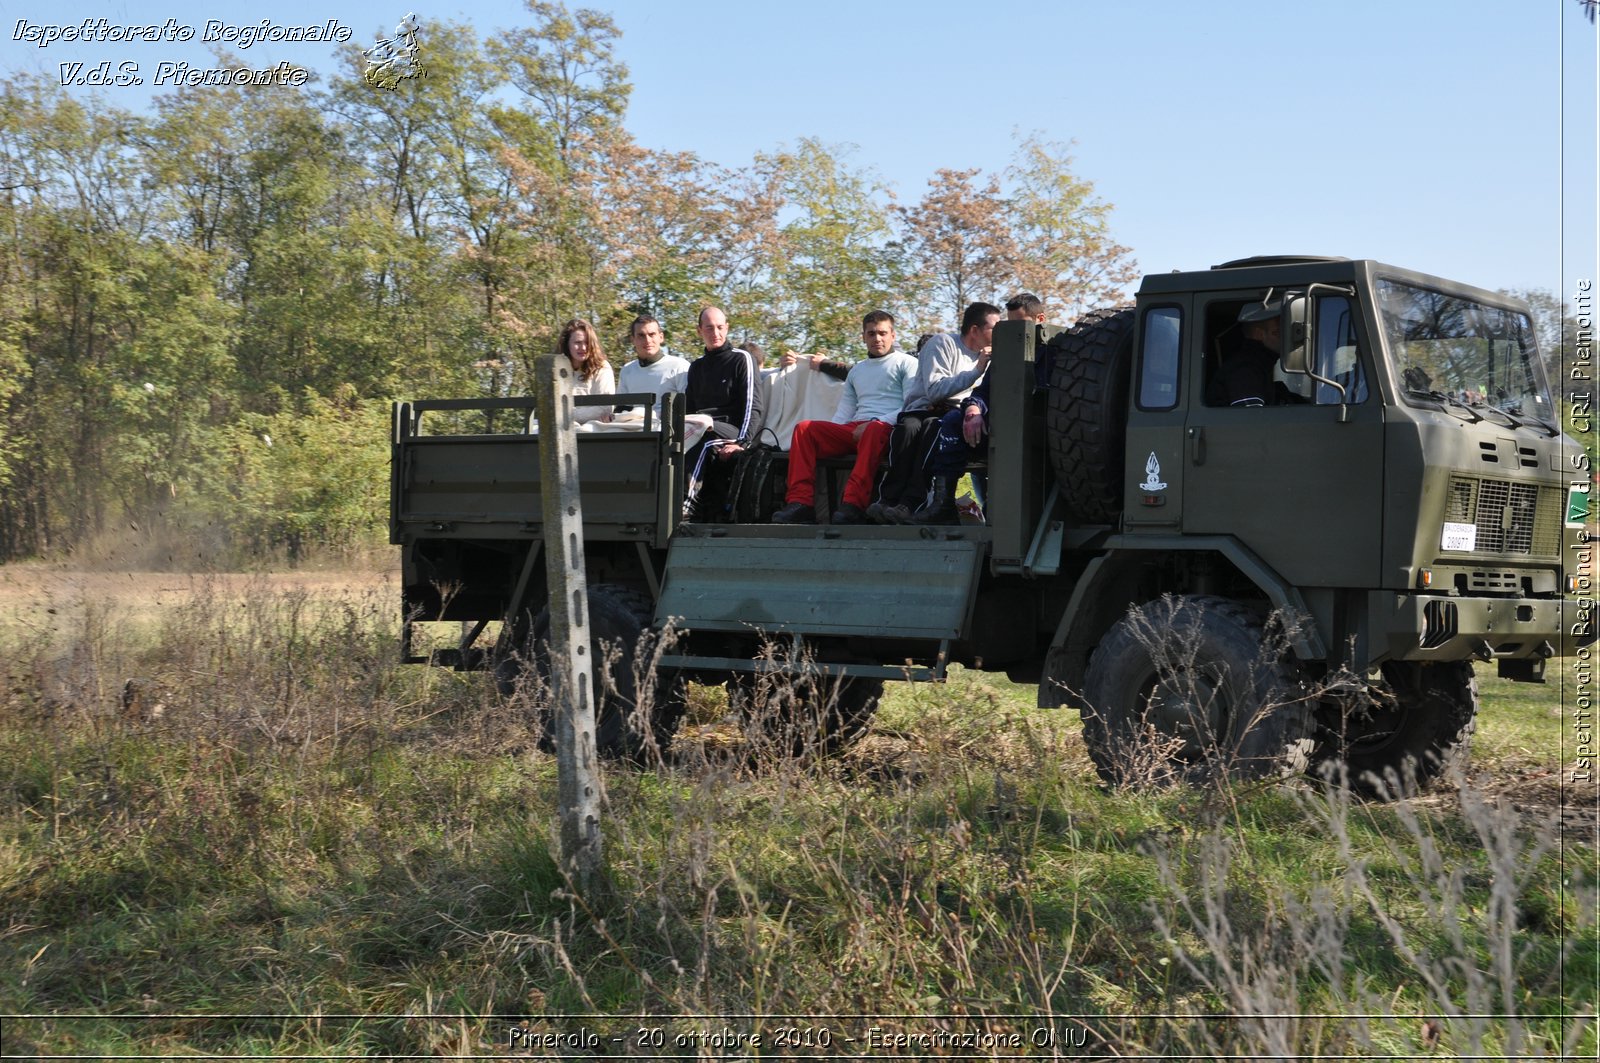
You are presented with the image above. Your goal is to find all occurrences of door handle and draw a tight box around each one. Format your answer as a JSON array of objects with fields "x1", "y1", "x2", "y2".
[{"x1": 1187, "y1": 426, "x2": 1206, "y2": 465}]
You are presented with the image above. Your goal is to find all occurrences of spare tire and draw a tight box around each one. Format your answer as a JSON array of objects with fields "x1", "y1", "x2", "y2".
[{"x1": 1046, "y1": 306, "x2": 1136, "y2": 523}]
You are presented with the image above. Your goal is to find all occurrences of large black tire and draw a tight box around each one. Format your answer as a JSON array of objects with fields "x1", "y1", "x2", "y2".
[
  {"x1": 1313, "y1": 661, "x2": 1477, "y2": 796},
  {"x1": 495, "y1": 583, "x2": 682, "y2": 760},
  {"x1": 731, "y1": 669, "x2": 884, "y2": 758},
  {"x1": 1046, "y1": 306, "x2": 1136, "y2": 524},
  {"x1": 1081, "y1": 595, "x2": 1313, "y2": 786}
]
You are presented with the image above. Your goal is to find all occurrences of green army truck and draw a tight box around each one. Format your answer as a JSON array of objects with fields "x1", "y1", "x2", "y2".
[{"x1": 390, "y1": 256, "x2": 1592, "y2": 789}]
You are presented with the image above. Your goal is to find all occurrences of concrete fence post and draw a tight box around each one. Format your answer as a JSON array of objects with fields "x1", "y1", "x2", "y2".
[{"x1": 534, "y1": 353, "x2": 602, "y2": 890}]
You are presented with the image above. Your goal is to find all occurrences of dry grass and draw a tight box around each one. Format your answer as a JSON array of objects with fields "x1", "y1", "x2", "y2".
[{"x1": 0, "y1": 567, "x2": 1593, "y2": 1057}]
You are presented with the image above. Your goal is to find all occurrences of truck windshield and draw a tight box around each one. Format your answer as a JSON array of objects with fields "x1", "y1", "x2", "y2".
[{"x1": 1378, "y1": 279, "x2": 1556, "y2": 428}]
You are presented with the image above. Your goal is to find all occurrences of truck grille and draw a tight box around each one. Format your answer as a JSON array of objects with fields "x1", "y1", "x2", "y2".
[{"x1": 1445, "y1": 476, "x2": 1562, "y2": 557}]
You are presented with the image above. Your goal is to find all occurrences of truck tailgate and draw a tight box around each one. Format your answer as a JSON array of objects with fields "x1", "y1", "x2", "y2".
[
  {"x1": 396, "y1": 433, "x2": 663, "y2": 534},
  {"x1": 655, "y1": 534, "x2": 985, "y2": 639}
]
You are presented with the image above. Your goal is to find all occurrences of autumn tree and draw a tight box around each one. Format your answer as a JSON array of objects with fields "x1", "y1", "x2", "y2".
[
  {"x1": 570, "y1": 133, "x2": 726, "y2": 342},
  {"x1": 490, "y1": 1, "x2": 630, "y2": 165},
  {"x1": 1005, "y1": 134, "x2": 1139, "y2": 321},
  {"x1": 897, "y1": 168, "x2": 1019, "y2": 328},
  {"x1": 489, "y1": 3, "x2": 641, "y2": 390},
  {"x1": 761, "y1": 139, "x2": 907, "y2": 353}
]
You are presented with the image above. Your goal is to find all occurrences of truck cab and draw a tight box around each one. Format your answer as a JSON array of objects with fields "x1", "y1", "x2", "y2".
[{"x1": 1113, "y1": 257, "x2": 1579, "y2": 677}]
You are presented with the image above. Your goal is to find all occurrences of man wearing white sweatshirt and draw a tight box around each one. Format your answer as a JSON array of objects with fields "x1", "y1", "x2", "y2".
[
  {"x1": 615, "y1": 313, "x2": 689, "y2": 419},
  {"x1": 771, "y1": 310, "x2": 917, "y2": 525}
]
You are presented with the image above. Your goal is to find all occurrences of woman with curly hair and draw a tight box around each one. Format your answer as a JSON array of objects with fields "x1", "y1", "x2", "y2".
[{"x1": 558, "y1": 318, "x2": 615, "y2": 424}]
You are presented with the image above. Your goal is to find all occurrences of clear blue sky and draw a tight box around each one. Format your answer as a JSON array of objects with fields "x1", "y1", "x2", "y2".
[{"x1": 6, "y1": 0, "x2": 1597, "y2": 303}]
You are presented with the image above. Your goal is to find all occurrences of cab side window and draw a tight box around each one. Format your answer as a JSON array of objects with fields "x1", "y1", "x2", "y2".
[
  {"x1": 1200, "y1": 294, "x2": 1368, "y2": 407},
  {"x1": 1137, "y1": 306, "x2": 1181, "y2": 410}
]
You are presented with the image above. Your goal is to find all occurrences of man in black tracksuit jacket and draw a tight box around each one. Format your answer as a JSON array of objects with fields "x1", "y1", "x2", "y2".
[{"x1": 682, "y1": 306, "x2": 765, "y2": 519}]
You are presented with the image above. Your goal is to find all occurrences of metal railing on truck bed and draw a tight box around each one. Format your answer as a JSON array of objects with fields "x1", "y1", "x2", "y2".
[{"x1": 389, "y1": 393, "x2": 684, "y2": 547}]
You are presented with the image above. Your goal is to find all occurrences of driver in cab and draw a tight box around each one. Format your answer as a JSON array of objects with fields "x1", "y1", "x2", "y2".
[{"x1": 1209, "y1": 298, "x2": 1303, "y2": 407}]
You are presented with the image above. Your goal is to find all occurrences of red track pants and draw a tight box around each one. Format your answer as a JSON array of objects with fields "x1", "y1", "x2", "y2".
[{"x1": 785, "y1": 419, "x2": 894, "y2": 509}]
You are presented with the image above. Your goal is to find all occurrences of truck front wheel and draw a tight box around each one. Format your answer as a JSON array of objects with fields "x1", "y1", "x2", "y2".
[
  {"x1": 1313, "y1": 661, "x2": 1477, "y2": 795},
  {"x1": 1081, "y1": 595, "x2": 1313, "y2": 786},
  {"x1": 495, "y1": 583, "x2": 682, "y2": 761}
]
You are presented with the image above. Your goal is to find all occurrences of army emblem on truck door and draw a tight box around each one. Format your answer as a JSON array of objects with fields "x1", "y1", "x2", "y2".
[{"x1": 1141, "y1": 452, "x2": 1168, "y2": 492}]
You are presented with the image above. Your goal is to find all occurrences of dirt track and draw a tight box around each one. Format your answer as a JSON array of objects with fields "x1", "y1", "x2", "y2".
[{"x1": 0, "y1": 563, "x2": 396, "y2": 625}]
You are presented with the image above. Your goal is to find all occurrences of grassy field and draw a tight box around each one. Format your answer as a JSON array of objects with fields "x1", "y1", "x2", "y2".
[{"x1": 0, "y1": 564, "x2": 1594, "y2": 1058}]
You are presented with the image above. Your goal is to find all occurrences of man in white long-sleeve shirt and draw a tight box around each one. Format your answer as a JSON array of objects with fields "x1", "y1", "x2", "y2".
[
  {"x1": 616, "y1": 313, "x2": 688, "y2": 419},
  {"x1": 771, "y1": 310, "x2": 917, "y2": 525},
  {"x1": 868, "y1": 301, "x2": 1000, "y2": 524}
]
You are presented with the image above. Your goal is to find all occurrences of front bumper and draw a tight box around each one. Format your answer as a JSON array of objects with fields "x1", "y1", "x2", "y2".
[{"x1": 1375, "y1": 593, "x2": 1596, "y2": 661}]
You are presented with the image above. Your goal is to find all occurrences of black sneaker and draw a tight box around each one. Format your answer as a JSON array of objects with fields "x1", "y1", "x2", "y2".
[
  {"x1": 831, "y1": 503, "x2": 868, "y2": 525},
  {"x1": 771, "y1": 502, "x2": 816, "y2": 524},
  {"x1": 911, "y1": 500, "x2": 958, "y2": 524}
]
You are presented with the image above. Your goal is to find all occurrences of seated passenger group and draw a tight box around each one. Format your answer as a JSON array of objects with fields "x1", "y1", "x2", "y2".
[{"x1": 553, "y1": 293, "x2": 1048, "y2": 526}]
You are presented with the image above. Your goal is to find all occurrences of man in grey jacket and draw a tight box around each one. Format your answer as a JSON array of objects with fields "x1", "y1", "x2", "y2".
[{"x1": 868, "y1": 301, "x2": 999, "y2": 524}]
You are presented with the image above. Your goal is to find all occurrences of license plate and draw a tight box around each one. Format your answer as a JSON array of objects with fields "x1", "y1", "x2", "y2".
[{"x1": 1440, "y1": 522, "x2": 1477, "y2": 552}]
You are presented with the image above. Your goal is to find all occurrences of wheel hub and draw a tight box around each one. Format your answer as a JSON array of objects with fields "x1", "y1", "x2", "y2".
[{"x1": 1144, "y1": 668, "x2": 1223, "y2": 761}]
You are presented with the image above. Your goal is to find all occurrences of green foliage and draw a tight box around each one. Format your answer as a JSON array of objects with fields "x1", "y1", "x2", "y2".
[
  {"x1": 761, "y1": 139, "x2": 908, "y2": 352},
  {"x1": 490, "y1": 1, "x2": 631, "y2": 162},
  {"x1": 1007, "y1": 134, "x2": 1141, "y2": 322},
  {"x1": 211, "y1": 391, "x2": 391, "y2": 558}
]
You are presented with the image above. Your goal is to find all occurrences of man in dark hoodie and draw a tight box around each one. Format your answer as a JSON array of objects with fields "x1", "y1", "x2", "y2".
[{"x1": 682, "y1": 306, "x2": 765, "y2": 520}]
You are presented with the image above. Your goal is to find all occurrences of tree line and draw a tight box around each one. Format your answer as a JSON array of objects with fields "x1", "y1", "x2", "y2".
[
  {"x1": 0, "y1": 3, "x2": 1139, "y2": 563},
  {"x1": 3, "y1": 4, "x2": 1584, "y2": 563}
]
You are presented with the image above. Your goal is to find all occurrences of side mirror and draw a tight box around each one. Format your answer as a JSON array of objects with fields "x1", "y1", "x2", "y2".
[
  {"x1": 1283, "y1": 287, "x2": 1357, "y2": 420},
  {"x1": 1282, "y1": 342, "x2": 1309, "y2": 376},
  {"x1": 1281, "y1": 295, "x2": 1309, "y2": 373}
]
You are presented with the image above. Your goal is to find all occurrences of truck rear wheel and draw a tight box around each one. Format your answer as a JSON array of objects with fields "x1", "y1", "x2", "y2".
[
  {"x1": 495, "y1": 584, "x2": 682, "y2": 761},
  {"x1": 1313, "y1": 661, "x2": 1477, "y2": 795},
  {"x1": 1046, "y1": 306, "x2": 1136, "y2": 524},
  {"x1": 1081, "y1": 595, "x2": 1313, "y2": 786},
  {"x1": 731, "y1": 670, "x2": 883, "y2": 758}
]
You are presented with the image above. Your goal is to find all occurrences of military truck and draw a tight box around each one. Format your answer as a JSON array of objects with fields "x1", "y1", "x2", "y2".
[{"x1": 390, "y1": 256, "x2": 1591, "y2": 789}]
